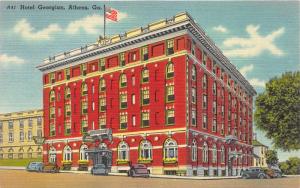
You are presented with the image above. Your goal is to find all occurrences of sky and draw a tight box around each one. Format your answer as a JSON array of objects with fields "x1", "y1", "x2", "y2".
[{"x1": 0, "y1": 1, "x2": 299, "y2": 161}]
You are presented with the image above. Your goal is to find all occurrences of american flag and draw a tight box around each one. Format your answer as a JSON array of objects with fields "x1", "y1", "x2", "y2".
[{"x1": 105, "y1": 6, "x2": 118, "y2": 22}]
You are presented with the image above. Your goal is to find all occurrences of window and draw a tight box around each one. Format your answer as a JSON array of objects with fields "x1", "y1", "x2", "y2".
[
  {"x1": 120, "y1": 53, "x2": 125, "y2": 66},
  {"x1": 50, "y1": 73, "x2": 55, "y2": 83},
  {"x1": 50, "y1": 90, "x2": 55, "y2": 102},
  {"x1": 8, "y1": 120, "x2": 13, "y2": 129},
  {"x1": 202, "y1": 51, "x2": 207, "y2": 65},
  {"x1": 142, "y1": 46, "x2": 148, "y2": 61},
  {"x1": 120, "y1": 94, "x2": 127, "y2": 109},
  {"x1": 64, "y1": 121, "x2": 71, "y2": 135},
  {"x1": 166, "y1": 109, "x2": 175, "y2": 125},
  {"x1": 0, "y1": 134, "x2": 2, "y2": 144},
  {"x1": 81, "y1": 101, "x2": 88, "y2": 114},
  {"x1": 9, "y1": 132, "x2": 14, "y2": 142},
  {"x1": 19, "y1": 131, "x2": 24, "y2": 142},
  {"x1": 99, "y1": 117, "x2": 106, "y2": 129},
  {"x1": 50, "y1": 107, "x2": 55, "y2": 119},
  {"x1": 166, "y1": 85, "x2": 175, "y2": 102},
  {"x1": 203, "y1": 142, "x2": 208, "y2": 163},
  {"x1": 0, "y1": 121, "x2": 2, "y2": 131},
  {"x1": 120, "y1": 74, "x2": 127, "y2": 88},
  {"x1": 19, "y1": 119, "x2": 24, "y2": 129},
  {"x1": 167, "y1": 39, "x2": 174, "y2": 55},
  {"x1": 49, "y1": 147, "x2": 56, "y2": 163},
  {"x1": 221, "y1": 146, "x2": 225, "y2": 163},
  {"x1": 212, "y1": 144, "x2": 217, "y2": 163},
  {"x1": 141, "y1": 112, "x2": 150, "y2": 128},
  {"x1": 213, "y1": 82, "x2": 217, "y2": 95},
  {"x1": 164, "y1": 138, "x2": 178, "y2": 160},
  {"x1": 28, "y1": 130, "x2": 32, "y2": 141},
  {"x1": 99, "y1": 78, "x2": 106, "y2": 92},
  {"x1": 50, "y1": 123, "x2": 55, "y2": 136},
  {"x1": 212, "y1": 119, "x2": 217, "y2": 132},
  {"x1": 166, "y1": 62, "x2": 174, "y2": 78},
  {"x1": 80, "y1": 145, "x2": 88, "y2": 161},
  {"x1": 192, "y1": 88, "x2": 196, "y2": 103},
  {"x1": 131, "y1": 94, "x2": 136, "y2": 105},
  {"x1": 99, "y1": 97, "x2": 106, "y2": 112},
  {"x1": 81, "y1": 120, "x2": 88, "y2": 134},
  {"x1": 66, "y1": 68, "x2": 70, "y2": 80},
  {"x1": 203, "y1": 95, "x2": 207, "y2": 109},
  {"x1": 191, "y1": 65, "x2": 196, "y2": 81},
  {"x1": 132, "y1": 115, "x2": 136, "y2": 126},
  {"x1": 213, "y1": 101, "x2": 217, "y2": 115},
  {"x1": 63, "y1": 145, "x2": 72, "y2": 161},
  {"x1": 141, "y1": 89, "x2": 150, "y2": 105},
  {"x1": 192, "y1": 109, "x2": 197, "y2": 126},
  {"x1": 65, "y1": 87, "x2": 71, "y2": 99},
  {"x1": 203, "y1": 114, "x2": 207, "y2": 129},
  {"x1": 99, "y1": 58, "x2": 105, "y2": 71},
  {"x1": 81, "y1": 64, "x2": 87, "y2": 76},
  {"x1": 191, "y1": 139, "x2": 197, "y2": 162},
  {"x1": 141, "y1": 68, "x2": 149, "y2": 83},
  {"x1": 65, "y1": 104, "x2": 71, "y2": 117},
  {"x1": 221, "y1": 123, "x2": 225, "y2": 135},
  {"x1": 120, "y1": 114, "x2": 127, "y2": 130},
  {"x1": 203, "y1": 74, "x2": 207, "y2": 89},
  {"x1": 118, "y1": 142, "x2": 129, "y2": 161},
  {"x1": 81, "y1": 83, "x2": 88, "y2": 96},
  {"x1": 139, "y1": 140, "x2": 152, "y2": 160}
]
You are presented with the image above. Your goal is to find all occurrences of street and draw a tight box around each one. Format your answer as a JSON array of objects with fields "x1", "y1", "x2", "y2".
[{"x1": 0, "y1": 170, "x2": 299, "y2": 188}]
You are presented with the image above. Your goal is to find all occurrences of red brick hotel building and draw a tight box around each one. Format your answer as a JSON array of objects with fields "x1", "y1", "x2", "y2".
[{"x1": 37, "y1": 12, "x2": 256, "y2": 176}]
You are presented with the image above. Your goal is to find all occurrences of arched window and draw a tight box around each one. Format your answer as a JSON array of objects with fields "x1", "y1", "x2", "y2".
[
  {"x1": 213, "y1": 82, "x2": 217, "y2": 95},
  {"x1": 166, "y1": 62, "x2": 174, "y2": 78},
  {"x1": 203, "y1": 74, "x2": 207, "y2": 89},
  {"x1": 37, "y1": 147, "x2": 42, "y2": 158},
  {"x1": 202, "y1": 142, "x2": 208, "y2": 163},
  {"x1": 50, "y1": 90, "x2": 55, "y2": 102},
  {"x1": 80, "y1": 145, "x2": 88, "y2": 161},
  {"x1": 65, "y1": 87, "x2": 71, "y2": 99},
  {"x1": 212, "y1": 144, "x2": 217, "y2": 163},
  {"x1": 164, "y1": 138, "x2": 178, "y2": 160},
  {"x1": 99, "y1": 78, "x2": 106, "y2": 92},
  {"x1": 191, "y1": 139, "x2": 197, "y2": 162},
  {"x1": 139, "y1": 140, "x2": 152, "y2": 160},
  {"x1": 141, "y1": 68, "x2": 149, "y2": 83},
  {"x1": 49, "y1": 147, "x2": 56, "y2": 164},
  {"x1": 81, "y1": 82, "x2": 88, "y2": 96},
  {"x1": 221, "y1": 145, "x2": 225, "y2": 163},
  {"x1": 8, "y1": 148, "x2": 14, "y2": 159},
  {"x1": 191, "y1": 65, "x2": 196, "y2": 81},
  {"x1": 120, "y1": 74, "x2": 127, "y2": 88},
  {"x1": 63, "y1": 145, "x2": 72, "y2": 161},
  {"x1": 118, "y1": 141, "x2": 129, "y2": 161}
]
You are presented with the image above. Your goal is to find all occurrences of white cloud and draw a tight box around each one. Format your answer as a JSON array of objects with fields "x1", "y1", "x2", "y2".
[
  {"x1": 14, "y1": 19, "x2": 62, "y2": 41},
  {"x1": 213, "y1": 25, "x2": 228, "y2": 33},
  {"x1": 66, "y1": 12, "x2": 128, "y2": 35},
  {"x1": 249, "y1": 78, "x2": 266, "y2": 88},
  {"x1": 223, "y1": 25, "x2": 285, "y2": 57},
  {"x1": 239, "y1": 64, "x2": 254, "y2": 77},
  {"x1": 0, "y1": 53, "x2": 25, "y2": 66}
]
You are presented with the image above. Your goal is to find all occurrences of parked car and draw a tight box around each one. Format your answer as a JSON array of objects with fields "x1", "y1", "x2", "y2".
[
  {"x1": 26, "y1": 162, "x2": 44, "y2": 172},
  {"x1": 43, "y1": 163, "x2": 60, "y2": 173},
  {"x1": 127, "y1": 164, "x2": 150, "y2": 178},
  {"x1": 91, "y1": 164, "x2": 109, "y2": 175},
  {"x1": 241, "y1": 167, "x2": 267, "y2": 179},
  {"x1": 263, "y1": 167, "x2": 283, "y2": 178}
]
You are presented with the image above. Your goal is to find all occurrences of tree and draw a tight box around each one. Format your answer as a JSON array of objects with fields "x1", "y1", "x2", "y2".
[
  {"x1": 279, "y1": 157, "x2": 300, "y2": 175},
  {"x1": 265, "y1": 150, "x2": 278, "y2": 166},
  {"x1": 254, "y1": 71, "x2": 300, "y2": 151}
]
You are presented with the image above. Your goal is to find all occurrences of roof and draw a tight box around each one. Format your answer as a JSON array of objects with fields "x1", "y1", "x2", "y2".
[{"x1": 252, "y1": 140, "x2": 268, "y2": 147}]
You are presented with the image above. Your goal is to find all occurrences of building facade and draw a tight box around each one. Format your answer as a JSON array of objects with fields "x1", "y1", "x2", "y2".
[
  {"x1": 0, "y1": 109, "x2": 44, "y2": 160},
  {"x1": 37, "y1": 12, "x2": 256, "y2": 176},
  {"x1": 252, "y1": 139, "x2": 268, "y2": 168}
]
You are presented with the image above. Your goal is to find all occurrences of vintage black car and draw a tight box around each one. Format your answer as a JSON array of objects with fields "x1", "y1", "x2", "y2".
[
  {"x1": 241, "y1": 167, "x2": 267, "y2": 179},
  {"x1": 127, "y1": 164, "x2": 150, "y2": 178},
  {"x1": 26, "y1": 162, "x2": 44, "y2": 172},
  {"x1": 42, "y1": 163, "x2": 60, "y2": 173}
]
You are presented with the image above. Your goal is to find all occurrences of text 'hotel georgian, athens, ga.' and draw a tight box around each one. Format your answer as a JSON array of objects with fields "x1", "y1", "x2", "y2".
[{"x1": 36, "y1": 12, "x2": 256, "y2": 176}]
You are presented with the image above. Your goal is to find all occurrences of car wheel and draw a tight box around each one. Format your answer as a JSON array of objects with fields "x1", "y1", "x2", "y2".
[
  {"x1": 258, "y1": 174, "x2": 265, "y2": 179},
  {"x1": 242, "y1": 174, "x2": 248, "y2": 179}
]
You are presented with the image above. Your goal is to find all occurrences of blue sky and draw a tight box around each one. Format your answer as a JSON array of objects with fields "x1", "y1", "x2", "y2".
[{"x1": 0, "y1": 1, "x2": 299, "y2": 161}]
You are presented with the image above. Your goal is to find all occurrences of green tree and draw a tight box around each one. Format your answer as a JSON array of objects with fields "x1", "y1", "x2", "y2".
[
  {"x1": 265, "y1": 150, "x2": 278, "y2": 166},
  {"x1": 254, "y1": 71, "x2": 300, "y2": 151},
  {"x1": 279, "y1": 157, "x2": 300, "y2": 175}
]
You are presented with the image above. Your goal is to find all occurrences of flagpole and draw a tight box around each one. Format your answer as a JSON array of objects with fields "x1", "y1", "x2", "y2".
[{"x1": 104, "y1": 4, "x2": 106, "y2": 38}]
